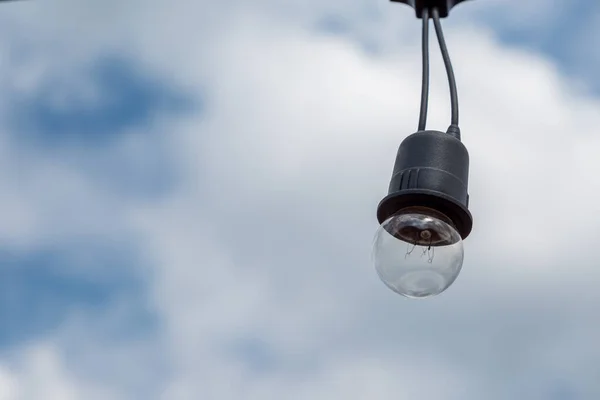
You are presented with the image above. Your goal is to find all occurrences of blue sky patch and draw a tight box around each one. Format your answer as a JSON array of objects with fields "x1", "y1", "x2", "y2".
[
  {"x1": 3, "y1": 54, "x2": 202, "y2": 199},
  {"x1": 7, "y1": 54, "x2": 198, "y2": 145},
  {"x1": 0, "y1": 241, "x2": 156, "y2": 348},
  {"x1": 454, "y1": 0, "x2": 600, "y2": 94}
]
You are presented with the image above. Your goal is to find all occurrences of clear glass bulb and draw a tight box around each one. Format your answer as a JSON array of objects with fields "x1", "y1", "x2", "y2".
[{"x1": 372, "y1": 207, "x2": 464, "y2": 299}]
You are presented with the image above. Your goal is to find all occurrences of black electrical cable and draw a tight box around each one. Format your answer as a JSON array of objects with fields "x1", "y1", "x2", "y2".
[
  {"x1": 418, "y1": 8, "x2": 430, "y2": 131},
  {"x1": 432, "y1": 7, "x2": 459, "y2": 129}
]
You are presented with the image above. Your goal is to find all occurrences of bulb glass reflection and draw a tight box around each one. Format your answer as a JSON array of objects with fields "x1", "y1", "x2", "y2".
[{"x1": 372, "y1": 207, "x2": 464, "y2": 298}]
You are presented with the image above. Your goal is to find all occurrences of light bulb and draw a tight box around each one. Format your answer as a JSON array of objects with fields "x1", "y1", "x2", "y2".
[{"x1": 372, "y1": 207, "x2": 464, "y2": 299}]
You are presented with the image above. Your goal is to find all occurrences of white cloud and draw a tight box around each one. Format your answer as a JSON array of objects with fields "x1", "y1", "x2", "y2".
[
  {"x1": 0, "y1": 365, "x2": 18, "y2": 400},
  {"x1": 130, "y1": 11, "x2": 600, "y2": 399},
  {"x1": 1, "y1": 1, "x2": 600, "y2": 399}
]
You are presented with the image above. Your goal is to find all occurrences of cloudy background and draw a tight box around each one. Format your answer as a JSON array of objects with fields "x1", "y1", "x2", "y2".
[{"x1": 0, "y1": 0, "x2": 599, "y2": 398}]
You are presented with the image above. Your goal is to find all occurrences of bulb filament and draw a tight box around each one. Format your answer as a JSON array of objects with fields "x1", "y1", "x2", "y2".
[
  {"x1": 405, "y1": 232, "x2": 435, "y2": 263},
  {"x1": 405, "y1": 241, "x2": 417, "y2": 258}
]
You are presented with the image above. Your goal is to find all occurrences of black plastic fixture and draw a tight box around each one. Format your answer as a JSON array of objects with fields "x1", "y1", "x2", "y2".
[
  {"x1": 372, "y1": 1, "x2": 474, "y2": 299},
  {"x1": 390, "y1": 0, "x2": 470, "y2": 19}
]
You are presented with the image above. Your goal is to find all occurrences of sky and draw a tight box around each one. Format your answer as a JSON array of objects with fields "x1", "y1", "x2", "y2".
[{"x1": 0, "y1": 0, "x2": 600, "y2": 399}]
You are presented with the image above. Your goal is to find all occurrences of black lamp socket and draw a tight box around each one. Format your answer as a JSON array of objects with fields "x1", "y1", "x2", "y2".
[{"x1": 377, "y1": 130, "x2": 473, "y2": 239}]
